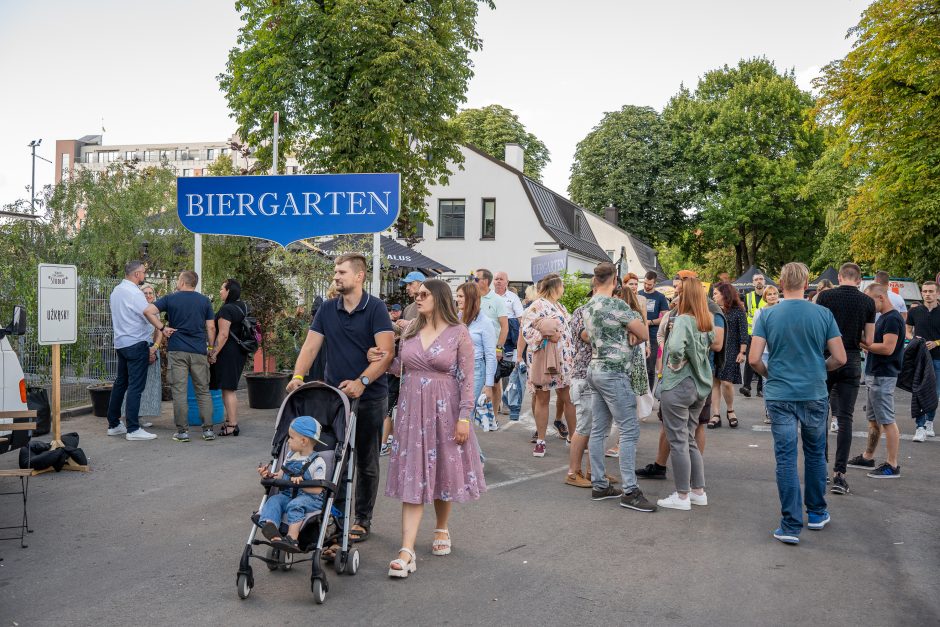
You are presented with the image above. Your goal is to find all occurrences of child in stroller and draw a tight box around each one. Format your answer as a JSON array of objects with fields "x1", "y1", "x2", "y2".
[{"x1": 255, "y1": 416, "x2": 327, "y2": 553}]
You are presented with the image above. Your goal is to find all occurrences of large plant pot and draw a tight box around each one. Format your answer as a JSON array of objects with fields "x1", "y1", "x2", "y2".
[
  {"x1": 245, "y1": 372, "x2": 291, "y2": 409},
  {"x1": 88, "y1": 384, "x2": 113, "y2": 418}
]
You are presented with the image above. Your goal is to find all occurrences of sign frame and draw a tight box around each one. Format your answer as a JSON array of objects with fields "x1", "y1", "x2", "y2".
[
  {"x1": 531, "y1": 250, "x2": 568, "y2": 283},
  {"x1": 38, "y1": 263, "x2": 78, "y2": 346}
]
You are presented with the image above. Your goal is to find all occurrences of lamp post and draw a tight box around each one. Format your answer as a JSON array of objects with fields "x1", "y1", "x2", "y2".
[{"x1": 28, "y1": 139, "x2": 52, "y2": 214}]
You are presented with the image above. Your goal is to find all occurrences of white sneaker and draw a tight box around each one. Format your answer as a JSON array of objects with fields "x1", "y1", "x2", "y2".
[
  {"x1": 913, "y1": 427, "x2": 927, "y2": 442},
  {"x1": 126, "y1": 428, "x2": 158, "y2": 441},
  {"x1": 107, "y1": 423, "x2": 127, "y2": 436},
  {"x1": 657, "y1": 492, "x2": 692, "y2": 511},
  {"x1": 139, "y1": 420, "x2": 154, "y2": 428},
  {"x1": 689, "y1": 491, "x2": 708, "y2": 506},
  {"x1": 830, "y1": 420, "x2": 838, "y2": 433},
  {"x1": 926, "y1": 421, "x2": 936, "y2": 437}
]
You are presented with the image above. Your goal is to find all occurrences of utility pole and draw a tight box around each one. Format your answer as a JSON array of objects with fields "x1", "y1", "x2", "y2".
[{"x1": 27, "y1": 139, "x2": 51, "y2": 214}]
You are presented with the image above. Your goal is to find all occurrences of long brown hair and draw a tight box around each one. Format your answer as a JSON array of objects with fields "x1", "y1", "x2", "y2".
[
  {"x1": 537, "y1": 273, "x2": 563, "y2": 300},
  {"x1": 713, "y1": 281, "x2": 743, "y2": 312},
  {"x1": 457, "y1": 282, "x2": 481, "y2": 326},
  {"x1": 677, "y1": 278, "x2": 713, "y2": 332},
  {"x1": 619, "y1": 283, "x2": 643, "y2": 315},
  {"x1": 402, "y1": 279, "x2": 461, "y2": 340}
]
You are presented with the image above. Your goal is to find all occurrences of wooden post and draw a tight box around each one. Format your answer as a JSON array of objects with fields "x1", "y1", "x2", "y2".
[{"x1": 48, "y1": 342, "x2": 88, "y2": 472}]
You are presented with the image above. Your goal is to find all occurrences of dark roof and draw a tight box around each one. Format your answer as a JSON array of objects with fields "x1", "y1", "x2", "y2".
[
  {"x1": 462, "y1": 144, "x2": 612, "y2": 264},
  {"x1": 809, "y1": 266, "x2": 839, "y2": 289},
  {"x1": 627, "y1": 233, "x2": 667, "y2": 280},
  {"x1": 732, "y1": 265, "x2": 778, "y2": 289},
  {"x1": 316, "y1": 234, "x2": 454, "y2": 274}
]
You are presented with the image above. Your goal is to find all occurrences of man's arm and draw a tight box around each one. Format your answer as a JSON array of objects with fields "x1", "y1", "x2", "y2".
[
  {"x1": 287, "y1": 331, "x2": 325, "y2": 391},
  {"x1": 205, "y1": 320, "x2": 216, "y2": 347},
  {"x1": 497, "y1": 315, "x2": 508, "y2": 349},
  {"x1": 337, "y1": 331, "x2": 395, "y2": 399},
  {"x1": 143, "y1": 304, "x2": 163, "y2": 331},
  {"x1": 825, "y1": 336, "x2": 847, "y2": 371},
  {"x1": 862, "y1": 332, "x2": 898, "y2": 356},
  {"x1": 862, "y1": 322, "x2": 875, "y2": 347},
  {"x1": 748, "y1": 337, "x2": 768, "y2": 377}
]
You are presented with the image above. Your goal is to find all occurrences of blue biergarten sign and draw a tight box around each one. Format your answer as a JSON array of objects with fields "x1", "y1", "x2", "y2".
[{"x1": 177, "y1": 173, "x2": 400, "y2": 246}]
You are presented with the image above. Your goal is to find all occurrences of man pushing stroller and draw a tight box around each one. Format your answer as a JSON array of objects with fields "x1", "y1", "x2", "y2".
[{"x1": 255, "y1": 416, "x2": 327, "y2": 552}]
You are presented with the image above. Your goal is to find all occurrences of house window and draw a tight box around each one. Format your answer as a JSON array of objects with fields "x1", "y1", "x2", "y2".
[
  {"x1": 574, "y1": 213, "x2": 582, "y2": 237},
  {"x1": 143, "y1": 150, "x2": 156, "y2": 162},
  {"x1": 125, "y1": 151, "x2": 137, "y2": 161},
  {"x1": 85, "y1": 152, "x2": 95, "y2": 163},
  {"x1": 60, "y1": 153, "x2": 70, "y2": 179},
  {"x1": 606, "y1": 250, "x2": 615, "y2": 261},
  {"x1": 437, "y1": 199, "x2": 465, "y2": 239},
  {"x1": 206, "y1": 148, "x2": 216, "y2": 161},
  {"x1": 182, "y1": 169, "x2": 192, "y2": 177},
  {"x1": 481, "y1": 199, "x2": 496, "y2": 240},
  {"x1": 220, "y1": 148, "x2": 230, "y2": 157}
]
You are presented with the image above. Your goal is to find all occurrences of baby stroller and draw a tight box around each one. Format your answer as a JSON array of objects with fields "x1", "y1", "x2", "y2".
[{"x1": 236, "y1": 382, "x2": 359, "y2": 604}]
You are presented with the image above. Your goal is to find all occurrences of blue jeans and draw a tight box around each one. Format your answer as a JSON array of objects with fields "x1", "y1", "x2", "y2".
[
  {"x1": 587, "y1": 370, "x2": 639, "y2": 493},
  {"x1": 260, "y1": 491, "x2": 325, "y2": 526},
  {"x1": 766, "y1": 399, "x2": 829, "y2": 536},
  {"x1": 502, "y1": 361, "x2": 527, "y2": 418},
  {"x1": 915, "y1": 359, "x2": 940, "y2": 427},
  {"x1": 108, "y1": 341, "x2": 150, "y2": 433}
]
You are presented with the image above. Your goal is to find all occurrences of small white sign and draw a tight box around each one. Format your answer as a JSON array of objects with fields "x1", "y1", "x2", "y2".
[{"x1": 38, "y1": 264, "x2": 78, "y2": 345}]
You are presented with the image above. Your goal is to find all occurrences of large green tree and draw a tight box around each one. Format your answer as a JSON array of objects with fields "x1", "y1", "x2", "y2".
[
  {"x1": 219, "y1": 0, "x2": 493, "y2": 240},
  {"x1": 666, "y1": 58, "x2": 826, "y2": 275},
  {"x1": 568, "y1": 105, "x2": 685, "y2": 245},
  {"x1": 452, "y1": 104, "x2": 550, "y2": 180},
  {"x1": 815, "y1": 0, "x2": 940, "y2": 278}
]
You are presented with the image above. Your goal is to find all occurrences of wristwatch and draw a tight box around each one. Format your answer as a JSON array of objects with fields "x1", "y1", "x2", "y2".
[{"x1": 359, "y1": 375, "x2": 370, "y2": 386}]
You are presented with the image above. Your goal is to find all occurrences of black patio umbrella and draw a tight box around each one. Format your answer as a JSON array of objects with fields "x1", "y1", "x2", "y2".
[
  {"x1": 315, "y1": 234, "x2": 454, "y2": 275},
  {"x1": 809, "y1": 266, "x2": 839, "y2": 289},
  {"x1": 732, "y1": 265, "x2": 777, "y2": 290}
]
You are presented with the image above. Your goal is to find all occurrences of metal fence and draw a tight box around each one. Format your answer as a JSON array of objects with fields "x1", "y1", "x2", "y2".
[{"x1": 14, "y1": 277, "x2": 120, "y2": 410}]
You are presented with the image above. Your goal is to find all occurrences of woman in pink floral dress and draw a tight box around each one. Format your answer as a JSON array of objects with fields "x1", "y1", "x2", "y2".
[
  {"x1": 520, "y1": 273, "x2": 576, "y2": 458},
  {"x1": 370, "y1": 279, "x2": 485, "y2": 579}
]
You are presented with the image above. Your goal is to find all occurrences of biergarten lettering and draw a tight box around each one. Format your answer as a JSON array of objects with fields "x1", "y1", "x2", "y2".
[{"x1": 185, "y1": 191, "x2": 392, "y2": 218}]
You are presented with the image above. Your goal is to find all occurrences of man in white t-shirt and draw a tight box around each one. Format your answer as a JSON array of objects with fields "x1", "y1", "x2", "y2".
[
  {"x1": 874, "y1": 271, "x2": 908, "y2": 322},
  {"x1": 475, "y1": 269, "x2": 509, "y2": 414},
  {"x1": 493, "y1": 271, "x2": 523, "y2": 416}
]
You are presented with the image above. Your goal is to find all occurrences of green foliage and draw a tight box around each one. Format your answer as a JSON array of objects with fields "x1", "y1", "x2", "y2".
[
  {"x1": 815, "y1": 0, "x2": 940, "y2": 279},
  {"x1": 569, "y1": 105, "x2": 685, "y2": 245},
  {"x1": 452, "y1": 105, "x2": 550, "y2": 180},
  {"x1": 219, "y1": 0, "x2": 493, "y2": 240},
  {"x1": 559, "y1": 272, "x2": 592, "y2": 313},
  {"x1": 665, "y1": 58, "x2": 826, "y2": 275}
]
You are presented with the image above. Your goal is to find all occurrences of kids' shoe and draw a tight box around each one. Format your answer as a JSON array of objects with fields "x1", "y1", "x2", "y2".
[
  {"x1": 173, "y1": 431, "x2": 190, "y2": 443},
  {"x1": 202, "y1": 428, "x2": 216, "y2": 441}
]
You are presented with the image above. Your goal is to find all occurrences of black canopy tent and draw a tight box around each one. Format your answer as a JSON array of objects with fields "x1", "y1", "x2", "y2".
[
  {"x1": 809, "y1": 266, "x2": 839, "y2": 289},
  {"x1": 315, "y1": 234, "x2": 454, "y2": 275},
  {"x1": 731, "y1": 265, "x2": 778, "y2": 290}
]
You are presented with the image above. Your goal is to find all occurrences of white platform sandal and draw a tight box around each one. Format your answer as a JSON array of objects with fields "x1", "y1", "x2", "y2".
[
  {"x1": 431, "y1": 529, "x2": 451, "y2": 556},
  {"x1": 388, "y1": 547, "x2": 417, "y2": 578}
]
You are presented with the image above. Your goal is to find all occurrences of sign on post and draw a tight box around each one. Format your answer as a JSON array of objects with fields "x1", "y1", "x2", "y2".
[
  {"x1": 531, "y1": 250, "x2": 568, "y2": 283},
  {"x1": 38, "y1": 264, "x2": 77, "y2": 346},
  {"x1": 177, "y1": 173, "x2": 401, "y2": 247}
]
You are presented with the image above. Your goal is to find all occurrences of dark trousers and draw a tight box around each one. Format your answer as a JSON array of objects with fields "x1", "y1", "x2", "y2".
[
  {"x1": 742, "y1": 340, "x2": 763, "y2": 391},
  {"x1": 107, "y1": 341, "x2": 150, "y2": 433},
  {"x1": 646, "y1": 328, "x2": 660, "y2": 392},
  {"x1": 337, "y1": 395, "x2": 387, "y2": 525},
  {"x1": 826, "y1": 353, "x2": 862, "y2": 474}
]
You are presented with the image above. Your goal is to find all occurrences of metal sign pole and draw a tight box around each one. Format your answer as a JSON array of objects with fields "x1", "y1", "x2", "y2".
[{"x1": 372, "y1": 233, "x2": 381, "y2": 296}]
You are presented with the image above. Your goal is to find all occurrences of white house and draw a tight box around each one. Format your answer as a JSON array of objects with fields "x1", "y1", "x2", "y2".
[{"x1": 408, "y1": 143, "x2": 665, "y2": 283}]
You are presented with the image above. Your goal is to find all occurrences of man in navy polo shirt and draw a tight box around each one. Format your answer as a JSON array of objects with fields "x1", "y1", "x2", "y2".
[{"x1": 287, "y1": 252, "x2": 394, "y2": 544}]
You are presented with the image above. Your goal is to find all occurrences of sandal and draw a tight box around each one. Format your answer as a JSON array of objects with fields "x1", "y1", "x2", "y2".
[
  {"x1": 707, "y1": 414, "x2": 722, "y2": 429},
  {"x1": 605, "y1": 447, "x2": 619, "y2": 458},
  {"x1": 431, "y1": 529, "x2": 451, "y2": 556},
  {"x1": 321, "y1": 543, "x2": 340, "y2": 561},
  {"x1": 273, "y1": 536, "x2": 300, "y2": 553},
  {"x1": 553, "y1": 420, "x2": 570, "y2": 440},
  {"x1": 388, "y1": 547, "x2": 417, "y2": 578},
  {"x1": 350, "y1": 520, "x2": 371, "y2": 543},
  {"x1": 727, "y1": 411, "x2": 739, "y2": 429},
  {"x1": 218, "y1": 422, "x2": 240, "y2": 436}
]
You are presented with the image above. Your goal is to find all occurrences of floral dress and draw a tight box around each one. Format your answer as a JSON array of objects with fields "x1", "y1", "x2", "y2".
[
  {"x1": 521, "y1": 298, "x2": 574, "y2": 392},
  {"x1": 384, "y1": 325, "x2": 486, "y2": 505}
]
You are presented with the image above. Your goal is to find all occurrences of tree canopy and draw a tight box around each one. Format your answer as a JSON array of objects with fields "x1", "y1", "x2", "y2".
[
  {"x1": 568, "y1": 105, "x2": 684, "y2": 246},
  {"x1": 219, "y1": 0, "x2": 493, "y2": 239},
  {"x1": 452, "y1": 104, "x2": 550, "y2": 180},
  {"x1": 815, "y1": 0, "x2": 940, "y2": 277}
]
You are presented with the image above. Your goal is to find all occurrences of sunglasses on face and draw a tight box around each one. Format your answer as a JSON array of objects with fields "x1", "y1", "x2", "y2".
[{"x1": 415, "y1": 292, "x2": 431, "y2": 301}]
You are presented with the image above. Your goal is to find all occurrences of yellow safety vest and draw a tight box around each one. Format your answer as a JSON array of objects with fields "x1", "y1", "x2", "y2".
[{"x1": 745, "y1": 290, "x2": 767, "y2": 335}]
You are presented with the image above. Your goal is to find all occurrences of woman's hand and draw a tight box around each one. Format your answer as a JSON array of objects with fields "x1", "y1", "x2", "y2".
[
  {"x1": 736, "y1": 352, "x2": 746, "y2": 364},
  {"x1": 367, "y1": 347, "x2": 387, "y2": 363},
  {"x1": 483, "y1": 386, "x2": 493, "y2": 402},
  {"x1": 453, "y1": 420, "x2": 470, "y2": 445}
]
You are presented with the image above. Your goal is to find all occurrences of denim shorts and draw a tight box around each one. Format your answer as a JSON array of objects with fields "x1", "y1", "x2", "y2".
[
  {"x1": 865, "y1": 375, "x2": 896, "y2": 425},
  {"x1": 570, "y1": 378, "x2": 594, "y2": 436}
]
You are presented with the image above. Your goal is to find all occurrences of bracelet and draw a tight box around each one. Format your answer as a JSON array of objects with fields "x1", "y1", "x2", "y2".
[
  {"x1": 207, "y1": 346, "x2": 214, "y2": 350},
  {"x1": 159, "y1": 325, "x2": 165, "y2": 331},
  {"x1": 458, "y1": 419, "x2": 471, "y2": 424},
  {"x1": 292, "y1": 375, "x2": 304, "y2": 381}
]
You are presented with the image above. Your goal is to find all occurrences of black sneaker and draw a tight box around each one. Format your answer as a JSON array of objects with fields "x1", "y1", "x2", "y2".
[
  {"x1": 635, "y1": 462, "x2": 668, "y2": 480},
  {"x1": 739, "y1": 386, "x2": 752, "y2": 398},
  {"x1": 591, "y1": 484, "x2": 621, "y2": 501},
  {"x1": 830, "y1": 473, "x2": 850, "y2": 495},
  {"x1": 846, "y1": 454, "x2": 875, "y2": 469},
  {"x1": 866, "y1": 462, "x2": 901, "y2": 479},
  {"x1": 620, "y1": 488, "x2": 657, "y2": 512}
]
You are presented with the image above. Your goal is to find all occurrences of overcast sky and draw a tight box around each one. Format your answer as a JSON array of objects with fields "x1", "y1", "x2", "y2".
[{"x1": 0, "y1": 0, "x2": 868, "y2": 210}]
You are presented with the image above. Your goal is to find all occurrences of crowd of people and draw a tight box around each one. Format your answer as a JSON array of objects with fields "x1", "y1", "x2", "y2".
[{"x1": 106, "y1": 253, "x2": 939, "y2": 572}]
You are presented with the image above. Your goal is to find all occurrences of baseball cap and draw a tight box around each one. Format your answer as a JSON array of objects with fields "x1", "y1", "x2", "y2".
[
  {"x1": 389, "y1": 304, "x2": 402, "y2": 311},
  {"x1": 399, "y1": 271, "x2": 427, "y2": 285}
]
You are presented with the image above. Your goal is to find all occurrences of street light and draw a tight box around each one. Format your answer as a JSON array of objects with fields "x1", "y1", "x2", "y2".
[{"x1": 28, "y1": 139, "x2": 52, "y2": 214}]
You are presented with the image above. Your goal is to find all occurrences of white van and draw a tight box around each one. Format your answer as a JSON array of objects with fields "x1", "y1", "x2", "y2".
[{"x1": 0, "y1": 306, "x2": 29, "y2": 441}]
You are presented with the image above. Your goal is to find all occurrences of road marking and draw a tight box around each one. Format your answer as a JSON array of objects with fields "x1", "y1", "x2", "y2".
[
  {"x1": 750, "y1": 425, "x2": 936, "y2": 442},
  {"x1": 488, "y1": 465, "x2": 569, "y2": 489}
]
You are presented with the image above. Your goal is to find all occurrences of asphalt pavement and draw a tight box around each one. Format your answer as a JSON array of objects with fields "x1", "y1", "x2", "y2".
[{"x1": 1, "y1": 386, "x2": 938, "y2": 626}]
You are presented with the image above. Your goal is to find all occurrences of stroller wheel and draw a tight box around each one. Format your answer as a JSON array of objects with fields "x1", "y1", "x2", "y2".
[
  {"x1": 347, "y1": 548, "x2": 360, "y2": 576},
  {"x1": 236, "y1": 574, "x2": 251, "y2": 599},
  {"x1": 266, "y1": 547, "x2": 280, "y2": 571},
  {"x1": 333, "y1": 549, "x2": 346, "y2": 575},
  {"x1": 311, "y1": 578, "x2": 326, "y2": 604},
  {"x1": 280, "y1": 551, "x2": 293, "y2": 571}
]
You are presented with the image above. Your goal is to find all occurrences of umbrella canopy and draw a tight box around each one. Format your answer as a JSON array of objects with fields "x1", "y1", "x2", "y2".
[
  {"x1": 731, "y1": 265, "x2": 777, "y2": 289},
  {"x1": 809, "y1": 266, "x2": 839, "y2": 289},
  {"x1": 316, "y1": 234, "x2": 454, "y2": 274}
]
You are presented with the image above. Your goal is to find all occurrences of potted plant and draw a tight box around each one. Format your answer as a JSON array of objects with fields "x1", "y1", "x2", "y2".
[{"x1": 87, "y1": 382, "x2": 113, "y2": 417}]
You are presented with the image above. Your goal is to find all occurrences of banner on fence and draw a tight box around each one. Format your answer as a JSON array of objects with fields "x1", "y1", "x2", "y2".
[{"x1": 177, "y1": 173, "x2": 401, "y2": 246}]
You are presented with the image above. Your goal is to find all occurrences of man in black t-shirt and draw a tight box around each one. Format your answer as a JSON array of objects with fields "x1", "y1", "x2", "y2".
[
  {"x1": 846, "y1": 284, "x2": 906, "y2": 478},
  {"x1": 638, "y1": 271, "x2": 670, "y2": 391},
  {"x1": 905, "y1": 280, "x2": 940, "y2": 440},
  {"x1": 815, "y1": 263, "x2": 875, "y2": 495}
]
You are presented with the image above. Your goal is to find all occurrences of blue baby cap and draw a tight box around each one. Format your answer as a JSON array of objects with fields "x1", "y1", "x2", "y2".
[{"x1": 291, "y1": 416, "x2": 323, "y2": 443}]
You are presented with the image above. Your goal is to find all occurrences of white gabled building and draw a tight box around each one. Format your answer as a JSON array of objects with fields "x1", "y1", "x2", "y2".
[{"x1": 408, "y1": 143, "x2": 665, "y2": 283}]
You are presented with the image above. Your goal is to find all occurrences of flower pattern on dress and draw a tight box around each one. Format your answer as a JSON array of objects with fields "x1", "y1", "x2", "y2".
[
  {"x1": 520, "y1": 298, "x2": 574, "y2": 392},
  {"x1": 570, "y1": 305, "x2": 592, "y2": 380}
]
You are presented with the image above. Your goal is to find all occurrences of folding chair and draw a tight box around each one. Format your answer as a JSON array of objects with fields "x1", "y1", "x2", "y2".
[{"x1": 0, "y1": 410, "x2": 37, "y2": 553}]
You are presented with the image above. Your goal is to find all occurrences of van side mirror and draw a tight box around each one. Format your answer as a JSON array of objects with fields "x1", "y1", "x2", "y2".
[{"x1": 11, "y1": 305, "x2": 26, "y2": 335}]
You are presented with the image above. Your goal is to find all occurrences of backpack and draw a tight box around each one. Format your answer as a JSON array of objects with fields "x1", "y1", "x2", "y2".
[{"x1": 231, "y1": 301, "x2": 259, "y2": 355}]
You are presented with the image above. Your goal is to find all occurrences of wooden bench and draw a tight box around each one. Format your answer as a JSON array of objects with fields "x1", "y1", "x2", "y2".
[{"x1": 0, "y1": 411, "x2": 37, "y2": 551}]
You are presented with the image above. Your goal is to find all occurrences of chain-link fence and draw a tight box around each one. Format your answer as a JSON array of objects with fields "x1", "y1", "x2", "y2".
[{"x1": 14, "y1": 277, "x2": 120, "y2": 410}]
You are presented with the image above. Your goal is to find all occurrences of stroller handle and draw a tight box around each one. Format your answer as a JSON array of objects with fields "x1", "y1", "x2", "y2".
[{"x1": 261, "y1": 478, "x2": 336, "y2": 491}]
